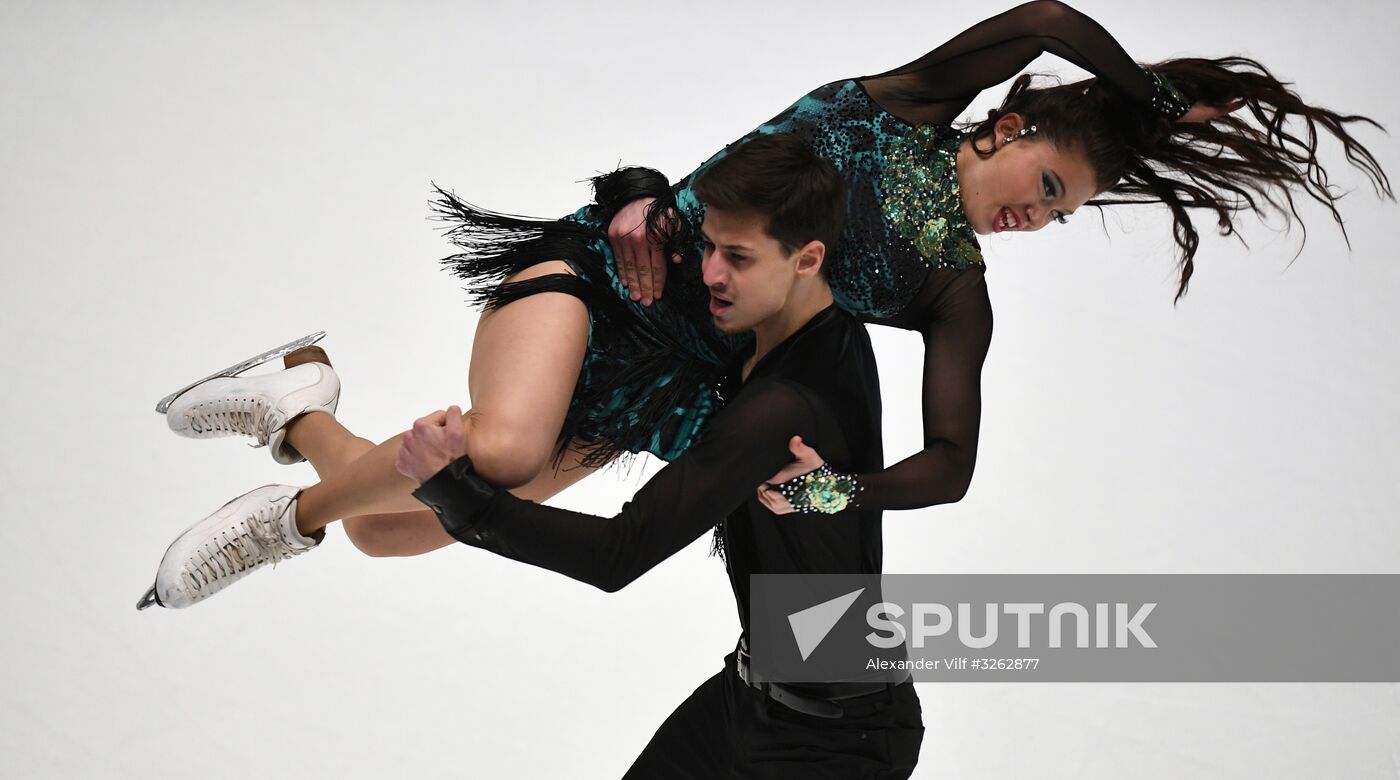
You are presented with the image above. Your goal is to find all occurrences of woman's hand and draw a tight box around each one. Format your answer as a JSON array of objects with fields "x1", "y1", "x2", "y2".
[
  {"x1": 608, "y1": 196, "x2": 680, "y2": 306},
  {"x1": 1178, "y1": 98, "x2": 1246, "y2": 124},
  {"x1": 757, "y1": 436, "x2": 826, "y2": 515}
]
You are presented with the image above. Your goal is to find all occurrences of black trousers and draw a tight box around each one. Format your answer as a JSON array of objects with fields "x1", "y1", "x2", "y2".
[{"x1": 623, "y1": 653, "x2": 924, "y2": 779}]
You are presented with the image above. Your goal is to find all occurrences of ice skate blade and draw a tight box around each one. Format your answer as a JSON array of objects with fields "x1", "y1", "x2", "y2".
[
  {"x1": 154, "y1": 331, "x2": 326, "y2": 414},
  {"x1": 136, "y1": 584, "x2": 161, "y2": 611}
]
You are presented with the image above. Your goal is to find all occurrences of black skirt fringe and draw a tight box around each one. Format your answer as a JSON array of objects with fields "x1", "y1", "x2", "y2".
[{"x1": 429, "y1": 186, "x2": 733, "y2": 470}]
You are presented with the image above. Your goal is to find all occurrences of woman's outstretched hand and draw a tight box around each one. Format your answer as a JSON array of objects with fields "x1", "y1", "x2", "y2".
[
  {"x1": 757, "y1": 435, "x2": 826, "y2": 515},
  {"x1": 1178, "y1": 98, "x2": 1247, "y2": 124},
  {"x1": 608, "y1": 196, "x2": 680, "y2": 306},
  {"x1": 396, "y1": 405, "x2": 468, "y2": 486}
]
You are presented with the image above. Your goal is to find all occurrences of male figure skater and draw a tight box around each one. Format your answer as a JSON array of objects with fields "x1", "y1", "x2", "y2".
[{"x1": 401, "y1": 133, "x2": 925, "y2": 777}]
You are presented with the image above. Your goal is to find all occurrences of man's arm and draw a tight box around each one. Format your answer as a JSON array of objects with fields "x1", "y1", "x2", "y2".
[{"x1": 409, "y1": 380, "x2": 827, "y2": 592}]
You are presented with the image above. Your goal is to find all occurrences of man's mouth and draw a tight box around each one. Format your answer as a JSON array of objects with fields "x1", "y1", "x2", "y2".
[{"x1": 709, "y1": 294, "x2": 732, "y2": 316}]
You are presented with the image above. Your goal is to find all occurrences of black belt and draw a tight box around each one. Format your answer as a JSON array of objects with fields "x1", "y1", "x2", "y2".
[{"x1": 735, "y1": 641, "x2": 899, "y2": 720}]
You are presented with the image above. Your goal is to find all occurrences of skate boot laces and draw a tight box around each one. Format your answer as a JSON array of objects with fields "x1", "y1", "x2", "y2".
[
  {"x1": 180, "y1": 499, "x2": 306, "y2": 597},
  {"x1": 187, "y1": 396, "x2": 280, "y2": 448}
]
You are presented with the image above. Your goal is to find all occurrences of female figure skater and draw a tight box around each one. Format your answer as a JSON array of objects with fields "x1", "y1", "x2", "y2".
[{"x1": 137, "y1": 0, "x2": 1390, "y2": 609}]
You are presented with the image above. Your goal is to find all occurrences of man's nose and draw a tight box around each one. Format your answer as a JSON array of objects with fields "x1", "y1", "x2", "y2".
[{"x1": 702, "y1": 256, "x2": 726, "y2": 287}]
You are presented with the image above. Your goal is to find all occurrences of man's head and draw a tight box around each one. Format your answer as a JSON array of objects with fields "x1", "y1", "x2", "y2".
[{"x1": 693, "y1": 133, "x2": 846, "y2": 335}]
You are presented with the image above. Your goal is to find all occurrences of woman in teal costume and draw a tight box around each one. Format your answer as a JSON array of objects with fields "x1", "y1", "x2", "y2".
[
  {"x1": 419, "y1": 0, "x2": 1389, "y2": 519},
  {"x1": 146, "y1": 1, "x2": 1390, "y2": 572}
]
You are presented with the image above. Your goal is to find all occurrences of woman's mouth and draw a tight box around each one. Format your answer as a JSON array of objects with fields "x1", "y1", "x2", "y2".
[{"x1": 993, "y1": 206, "x2": 1021, "y2": 232}]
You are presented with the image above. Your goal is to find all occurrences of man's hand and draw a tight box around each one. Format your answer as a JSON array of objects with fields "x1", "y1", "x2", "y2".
[
  {"x1": 756, "y1": 436, "x2": 825, "y2": 515},
  {"x1": 395, "y1": 405, "x2": 468, "y2": 486},
  {"x1": 608, "y1": 196, "x2": 680, "y2": 306}
]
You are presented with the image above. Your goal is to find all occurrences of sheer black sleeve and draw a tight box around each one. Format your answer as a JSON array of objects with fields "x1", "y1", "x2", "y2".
[
  {"x1": 858, "y1": 0, "x2": 1156, "y2": 126},
  {"x1": 412, "y1": 380, "x2": 838, "y2": 592},
  {"x1": 856, "y1": 264, "x2": 993, "y2": 510}
]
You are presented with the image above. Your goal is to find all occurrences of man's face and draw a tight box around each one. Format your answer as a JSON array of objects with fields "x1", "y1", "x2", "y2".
[{"x1": 700, "y1": 208, "x2": 800, "y2": 335}]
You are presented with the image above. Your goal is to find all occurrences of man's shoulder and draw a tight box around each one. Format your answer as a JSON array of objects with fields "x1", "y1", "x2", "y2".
[
  {"x1": 737, "y1": 376, "x2": 822, "y2": 407},
  {"x1": 731, "y1": 306, "x2": 875, "y2": 417},
  {"x1": 787, "y1": 307, "x2": 876, "y2": 368}
]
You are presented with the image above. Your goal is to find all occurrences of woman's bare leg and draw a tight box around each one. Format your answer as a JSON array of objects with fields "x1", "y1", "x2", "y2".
[
  {"x1": 278, "y1": 402, "x2": 593, "y2": 556},
  {"x1": 287, "y1": 260, "x2": 591, "y2": 535},
  {"x1": 339, "y1": 439, "x2": 606, "y2": 557},
  {"x1": 285, "y1": 412, "x2": 374, "y2": 481},
  {"x1": 277, "y1": 391, "x2": 607, "y2": 556}
]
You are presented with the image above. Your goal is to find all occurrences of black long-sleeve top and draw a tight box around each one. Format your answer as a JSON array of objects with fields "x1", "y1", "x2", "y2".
[{"x1": 414, "y1": 304, "x2": 883, "y2": 640}]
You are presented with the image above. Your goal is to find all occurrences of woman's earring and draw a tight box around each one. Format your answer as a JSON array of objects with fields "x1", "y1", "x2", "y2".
[{"x1": 1004, "y1": 124, "x2": 1039, "y2": 145}]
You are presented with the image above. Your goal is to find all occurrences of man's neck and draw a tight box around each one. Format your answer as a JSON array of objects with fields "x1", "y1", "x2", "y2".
[{"x1": 745, "y1": 284, "x2": 835, "y2": 378}]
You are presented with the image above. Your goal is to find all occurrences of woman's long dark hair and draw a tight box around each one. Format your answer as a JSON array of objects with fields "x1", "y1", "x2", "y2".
[{"x1": 962, "y1": 57, "x2": 1393, "y2": 302}]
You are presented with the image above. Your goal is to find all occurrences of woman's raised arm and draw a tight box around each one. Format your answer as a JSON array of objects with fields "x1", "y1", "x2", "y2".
[{"x1": 860, "y1": 0, "x2": 1159, "y2": 126}]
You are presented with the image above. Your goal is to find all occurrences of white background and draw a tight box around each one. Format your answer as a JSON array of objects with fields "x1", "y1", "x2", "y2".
[{"x1": 2, "y1": 1, "x2": 1397, "y2": 777}]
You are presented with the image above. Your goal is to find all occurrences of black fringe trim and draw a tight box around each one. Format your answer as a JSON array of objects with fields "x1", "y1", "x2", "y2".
[
  {"x1": 430, "y1": 185, "x2": 605, "y2": 308},
  {"x1": 588, "y1": 167, "x2": 698, "y2": 270},
  {"x1": 590, "y1": 166, "x2": 672, "y2": 215},
  {"x1": 429, "y1": 185, "x2": 727, "y2": 471},
  {"x1": 709, "y1": 519, "x2": 727, "y2": 560}
]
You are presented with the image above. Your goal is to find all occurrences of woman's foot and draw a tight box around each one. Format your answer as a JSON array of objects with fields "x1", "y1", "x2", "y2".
[
  {"x1": 164, "y1": 346, "x2": 341, "y2": 464},
  {"x1": 136, "y1": 484, "x2": 321, "y2": 610}
]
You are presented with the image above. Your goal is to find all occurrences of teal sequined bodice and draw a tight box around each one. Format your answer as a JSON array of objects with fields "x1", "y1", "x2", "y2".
[
  {"x1": 673, "y1": 79, "x2": 984, "y2": 320},
  {"x1": 552, "y1": 80, "x2": 986, "y2": 462}
]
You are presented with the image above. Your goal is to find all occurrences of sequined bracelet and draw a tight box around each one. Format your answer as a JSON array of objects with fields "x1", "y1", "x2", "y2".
[
  {"x1": 772, "y1": 463, "x2": 863, "y2": 515},
  {"x1": 1147, "y1": 70, "x2": 1192, "y2": 122}
]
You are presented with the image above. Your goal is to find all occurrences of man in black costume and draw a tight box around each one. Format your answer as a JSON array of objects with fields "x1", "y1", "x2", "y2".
[{"x1": 401, "y1": 133, "x2": 925, "y2": 777}]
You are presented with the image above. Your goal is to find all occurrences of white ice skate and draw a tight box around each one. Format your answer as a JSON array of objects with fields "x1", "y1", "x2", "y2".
[
  {"x1": 159, "y1": 332, "x2": 340, "y2": 465},
  {"x1": 135, "y1": 484, "x2": 320, "y2": 610}
]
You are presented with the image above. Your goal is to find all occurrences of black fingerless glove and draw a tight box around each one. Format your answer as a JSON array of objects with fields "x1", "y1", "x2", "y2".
[
  {"x1": 412, "y1": 453, "x2": 502, "y2": 546},
  {"x1": 1146, "y1": 69, "x2": 1193, "y2": 122}
]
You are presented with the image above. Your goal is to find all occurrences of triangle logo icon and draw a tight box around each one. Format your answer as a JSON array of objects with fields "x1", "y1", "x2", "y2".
[{"x1": 787, "y1": 588, "x2": 865, "y2": 662}]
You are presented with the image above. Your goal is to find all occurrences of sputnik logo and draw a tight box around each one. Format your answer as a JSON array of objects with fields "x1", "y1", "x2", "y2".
[{"x1": 787, "y1": 588, "x2": 865, "y2": 661}]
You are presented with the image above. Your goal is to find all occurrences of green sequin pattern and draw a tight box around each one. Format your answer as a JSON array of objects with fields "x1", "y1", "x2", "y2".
[
  {"x1": 668, "y1": 79, "x2": 983, "y2": 320},
  {"x1": 882, "y1": 125, "x2": 984, "y2": 272},
  {"x1": 790, "y1": 465, "x2": 859, "y2": 514},
  {"x1": 549, "y1": 80, "x2": 989, "y2": 463}
]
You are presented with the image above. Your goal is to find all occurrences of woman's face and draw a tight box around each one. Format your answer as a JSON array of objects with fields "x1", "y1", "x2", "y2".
[{"x1": 958, "y1": 114, "x2": 1100, "y2": 236}]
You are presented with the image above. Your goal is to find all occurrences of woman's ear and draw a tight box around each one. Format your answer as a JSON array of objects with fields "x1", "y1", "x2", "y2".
[{"x1": 993, "y1": 112, "x2": 1026, "y2": 147}]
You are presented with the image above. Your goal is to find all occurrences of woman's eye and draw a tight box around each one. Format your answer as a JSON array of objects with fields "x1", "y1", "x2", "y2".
[{"x1": 1043, "y1": 173, "x2": 1056, "y2": 199}]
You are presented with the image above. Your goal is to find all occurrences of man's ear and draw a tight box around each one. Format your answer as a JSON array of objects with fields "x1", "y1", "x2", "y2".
[{"x1": 794, "y1": 240, "x2": 826, "y2": 278}]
